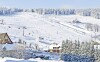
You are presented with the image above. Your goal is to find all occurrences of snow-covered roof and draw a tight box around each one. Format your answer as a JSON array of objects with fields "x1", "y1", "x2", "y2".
[
  {"x1": 49, "y1": 43, "x2": 61, "y2": 49},
  {"x1": 0, "y1": 43, "x2": 25, "y2": 51}
]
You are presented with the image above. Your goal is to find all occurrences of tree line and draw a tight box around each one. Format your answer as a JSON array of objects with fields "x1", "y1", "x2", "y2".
[{"x1": 0, "y1": 7, "x2": 100, "y2": 19}]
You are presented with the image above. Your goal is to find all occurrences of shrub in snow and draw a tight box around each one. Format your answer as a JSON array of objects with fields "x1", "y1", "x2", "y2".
[
  {"x1": 8, "y1": 26, "x2": 11, "y2": 28},
  {"x1": 72, "y1": 19, "x2": 81, "y2": 23}
]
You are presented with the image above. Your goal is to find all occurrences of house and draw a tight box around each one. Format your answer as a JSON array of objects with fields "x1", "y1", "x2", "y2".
[
  {"x1": 94, "y1": 45, "x2": 100, "y2": 49},
  {"x1": 0, "y1": 33, "x2": 13, "y2": 44},
  {"x1": 0, "y1": 43, "x2": 26, "y2": 58},
  {"x1": 49, "y1": 43, "x2": 61, "y2": 53},
  {"x1": 0, "y1": 33, "x2": 26, "y2": 58}
]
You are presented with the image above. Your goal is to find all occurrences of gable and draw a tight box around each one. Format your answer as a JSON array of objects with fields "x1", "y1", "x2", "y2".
[{"x1": 0, "y1": 33, "x2": 13, "y2": 44}]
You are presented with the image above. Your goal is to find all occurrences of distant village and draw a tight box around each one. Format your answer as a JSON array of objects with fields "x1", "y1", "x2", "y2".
[{"x1": 0, "y1": 33, "x2": 61, "y2": 58}]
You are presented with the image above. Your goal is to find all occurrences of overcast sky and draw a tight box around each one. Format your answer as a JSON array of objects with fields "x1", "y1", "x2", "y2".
[{"x1": 0, "y1": 0, "x2": 99, "y2": 9}]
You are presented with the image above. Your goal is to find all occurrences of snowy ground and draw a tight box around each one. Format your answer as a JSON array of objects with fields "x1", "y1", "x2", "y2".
[
  {"x1": 0, "y1": 57, "x2": 64, "y2": 62},
  {"x1": 0, "y1": 12, "x2": 100, "y2": 49},
  {"x1": 0, "y1": 12, "x2": 100, "y2": 62}
]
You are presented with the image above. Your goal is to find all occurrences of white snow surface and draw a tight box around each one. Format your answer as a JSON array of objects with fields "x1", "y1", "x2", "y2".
[
  {"x1": 0, "y1": 57, "x2": 64, "y2": 62},
  {"x1": 0, "y1": 12, "x2": 100, "y2": 49}
]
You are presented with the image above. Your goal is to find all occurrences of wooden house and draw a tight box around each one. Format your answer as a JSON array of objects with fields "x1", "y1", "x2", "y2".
[
  {"x1": 49, "y1": 43, "x2": 61, "y2": 53},
  {"x1": 0, "y1": 33, "x2": 13, "y2": 44}
]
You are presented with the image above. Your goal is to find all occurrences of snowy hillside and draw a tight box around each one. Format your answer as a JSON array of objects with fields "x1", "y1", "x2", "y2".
[{"x1": 0, "y1": 12, "x2": 100, "y2": 49}]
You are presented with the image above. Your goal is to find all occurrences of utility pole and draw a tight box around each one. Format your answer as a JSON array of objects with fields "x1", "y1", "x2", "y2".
[
  {"x1": 22, "y1": 26, "x2": 26, "y2": 36},
  {"x1": 94, "y1": 32, "x2": 96, "y2": 41},
  {"x1": 2, "y1": 19, "x2": 3, "y2": 24},
  {"x1": 35, "y1": 30, "x2": 39, "y2": 50}
]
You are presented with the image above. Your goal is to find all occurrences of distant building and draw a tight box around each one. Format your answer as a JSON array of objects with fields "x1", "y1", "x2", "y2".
[
  {"x1": 94, "y1": 45, "x2": 100, "y2": 49},
  {"x1": 49, "y1": 43, "x2": 61, "y2": 53},
  {"x1": 0, "y1": 33, "x2": 13, "y2": 44},
  {"x1": 0, "y1": 43, "x2": 26, "y2": 58}
]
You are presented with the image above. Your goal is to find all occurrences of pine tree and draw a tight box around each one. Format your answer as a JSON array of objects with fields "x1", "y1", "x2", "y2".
[{"x1": 61, "y1": 40, "x2": 66, "y2": 54}]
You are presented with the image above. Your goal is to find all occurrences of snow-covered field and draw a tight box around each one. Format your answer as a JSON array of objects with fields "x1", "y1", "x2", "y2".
[
  {"x1": 0, "y1": 57, "x2": 64, "y2": 62},
  {"x1": 0, "y1": 12, "x2": 100, "y2": 49}
]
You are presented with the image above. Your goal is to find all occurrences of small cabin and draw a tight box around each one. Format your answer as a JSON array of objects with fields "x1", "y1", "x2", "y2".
[
  {"x1": 0, "y1": 33, "x2": 13, "y2": 44},
  {"x1": 49, "y1": 43, "x2": 61, "y2": 53}
]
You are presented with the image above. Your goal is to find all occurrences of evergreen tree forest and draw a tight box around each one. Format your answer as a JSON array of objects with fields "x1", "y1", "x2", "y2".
[{"x1": 61, "y1": 40, "x2": 100, "y2": 62}]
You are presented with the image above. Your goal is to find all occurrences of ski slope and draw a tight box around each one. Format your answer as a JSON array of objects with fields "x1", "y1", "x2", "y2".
[{"x1": 0, "y1": 12, "x2": 100, "y2": 49}]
